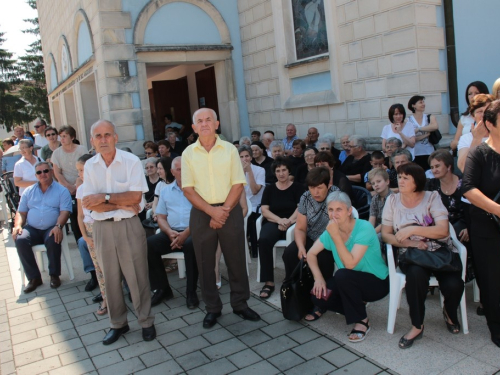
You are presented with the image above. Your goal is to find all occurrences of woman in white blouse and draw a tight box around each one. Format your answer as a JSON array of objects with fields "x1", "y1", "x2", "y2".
[{"x1": 381, "y1": 104, "x2": 415, "y2": 159}]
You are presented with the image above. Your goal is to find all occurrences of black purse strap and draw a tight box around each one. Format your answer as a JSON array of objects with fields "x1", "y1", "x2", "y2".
[{"x1": 286, "y1": 257, "x2": 305, "y2": 282}]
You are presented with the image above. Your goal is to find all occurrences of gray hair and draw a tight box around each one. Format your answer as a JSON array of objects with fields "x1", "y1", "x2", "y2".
[
  {"x1": 269, "y1": 140, "x2": 284, "y2": 150},
  {"x1": 387, "y1": 137, "x2": 403, "y2": 148},
  {"x1": 286, "y1": 123, "x2": 296, "y2": 130},
  {"x1": 19, "y1": 139, "x2": 33, "y2": 148},
  {"x1": 90, "y1": 120, "x2": 117, "y2": 137},
  {"x1": 239, "y1": 136, "x2": 251, "y2": 145},
  {"x1": 340, "y1": 134, "x2": 350, "y2": 142},
  {"x1": 192, "y1": 108, "x2": 218, "y2": 124},
  {"x1": 349, "y1": 135, "x2": 366, "y2": 150},
  {"x1": 238, "y1": 144, "x2": 252, "y2": 155},
  {"x1": 172, "y1": 156, "x2": 182, "y2": 168},
  {"x1": 320, "y1": 133, "x2": 336, "y2": 145},
  {"x1": 145, "y1": 157, "x2": 158, "y2": 166},
  {"x1": 34, "y1": 161, "x2": 52, "y2": 170},
  {"x1": 391, "y1": 148, "x2": 413, "y2": 164},
  {"x1": 326, "y1": 191, "x2": 352, "y2": 210}
]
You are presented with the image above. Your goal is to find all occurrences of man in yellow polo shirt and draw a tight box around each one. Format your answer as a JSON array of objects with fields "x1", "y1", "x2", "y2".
[{"x1": 182, "y1": 108, "x2": 260, "y2": 328}]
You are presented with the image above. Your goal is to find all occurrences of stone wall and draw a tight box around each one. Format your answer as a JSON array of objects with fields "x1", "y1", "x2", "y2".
[{"x1": 238, "y1": 0, "x2": 449, "y2": 148}]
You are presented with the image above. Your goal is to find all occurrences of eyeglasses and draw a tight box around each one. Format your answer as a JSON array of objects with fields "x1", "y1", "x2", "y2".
[
  {"x1": 319, "y1": 147, "x2": 330, "y2": 151},
  {"x1": 35, "y1": 169, "x2": 50, "y2": 175},
  {"x1": 34, "y1": 125, "x2": 44, "y2": 129},
  {"x1": 145, "y1": 151, "x2": 155, "y2": 155},
  {"x1": 46, "y1": 133, "x2": 56, "y2": 137}
]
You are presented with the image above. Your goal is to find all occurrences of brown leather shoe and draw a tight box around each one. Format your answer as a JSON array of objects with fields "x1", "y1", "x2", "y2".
[
  {"x1": 50, "y1": 275, "x2": 61, "y2": 289},
  {"x1": 24, "y1": 278, "x2": 43, "y2": 294}
]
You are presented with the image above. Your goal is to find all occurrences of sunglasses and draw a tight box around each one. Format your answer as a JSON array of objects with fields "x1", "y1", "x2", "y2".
[
  {"x1": 145, "y1": 151, "x2": 155, "y2": 155},
  {"x1": 36, "y1": 169, "x2": 50, "y2": 175},
  {"x1": 34, "y1": 125, "x2": 44, "y2": 128},
  {"x1": 319, "y1": 147, "x2": 330, "y2": 150},
  {"x1": 46, "y1": 133, "x2": 56, "y2": 137}
]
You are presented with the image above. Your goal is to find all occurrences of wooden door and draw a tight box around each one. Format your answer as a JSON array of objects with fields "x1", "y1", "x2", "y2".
[
  {"x1": 195, "y1": 66, "x2": 219, "y2": 121},
  {"x1": 152, "y1": 77, "x2": 191, "y2": 140}
]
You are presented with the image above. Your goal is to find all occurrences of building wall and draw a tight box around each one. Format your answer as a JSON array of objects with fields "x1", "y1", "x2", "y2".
[
  {"x1": 453, "y1": 0, "x2": 499, "y2": 114},
  {"x1": 238, "y1": 0, "x2": 450, "y2": 143}
]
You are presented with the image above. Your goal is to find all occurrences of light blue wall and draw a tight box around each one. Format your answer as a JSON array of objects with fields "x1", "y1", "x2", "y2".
[
  {"x1": 292, "y1": 72, "x2": 332, "y2": 95},
  {"x1": 122, "y1": 0, "x2": 250, "y2": 136},
  {"x1": 77, "y1": 21, "x2": 93, "y2": 66},
  {"x1": 454, "y1": 1, "x2": 498, "y2": 115},
  {"x1": 144, "y1": 2, "x2": 221, "y2": 44}
]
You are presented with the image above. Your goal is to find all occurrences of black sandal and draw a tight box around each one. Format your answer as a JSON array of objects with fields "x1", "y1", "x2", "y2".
[
  {"x1": 348, "y1": 320, "x2": 370, "y2": 343},
  {"x1": 304, "y1": 306, "x2": 326, "y2": 322},
  {"x1": 443, "y1": 308, "x2": 460, "y2": 334},
  {"x1": 259, "y1": 284, "x2": 275, "y2": 299},
  {"x1": 399, "y1": 326, "x2": 424, "y2": 349}
]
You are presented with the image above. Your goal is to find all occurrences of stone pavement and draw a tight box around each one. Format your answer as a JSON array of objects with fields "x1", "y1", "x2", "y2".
[{"x1": 0, "y1": 229, "x2": 395, "y2": 375}]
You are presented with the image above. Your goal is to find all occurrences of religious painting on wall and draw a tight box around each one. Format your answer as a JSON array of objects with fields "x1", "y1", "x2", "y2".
[{"x1": 291, "y1": 0, "x2": 329, "y2": 60}]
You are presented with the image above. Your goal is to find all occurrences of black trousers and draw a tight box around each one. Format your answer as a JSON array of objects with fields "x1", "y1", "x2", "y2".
[
  {"x1": 146, "y1": 231, "x2": 198, "y2": 294},
  {"x1": 282, "y1": 237, "x2": 335, "y2": 281},
  {"x1": 16, "y1": 225, "x2": 61, "y2": 280},
  {"x1": 471, "y1": 234, "x2": 500, "y2": 338},
  {"x1": 311, "y1": 269, "x2": 389, "y2": 324},
  {"x1": 413, "y1": 155, "x2": 430, "y2": 171},
  {"x1": 190, "y1": 205, "x2": 249, "y2": 313},
  {"x1": 258, "y1": 222, "x2": 286, "y2": 282},
  {"x1": 247, "y1": 212, "x2": 260, "y2": 256},
  {"x1": 70, "y1": 196, "x2": 82, "y2": 242},
  {"x1": 400, "y1": 263, "x2": 464, "y2": 328}
]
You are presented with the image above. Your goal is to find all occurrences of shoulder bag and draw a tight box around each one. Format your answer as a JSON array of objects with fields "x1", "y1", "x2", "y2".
[
  {"x1": 427, "y1": 114, "x2": 442, "y2": 145},
  {"x1": 399, "y1": 241, "x2": 462, "y2": 273},
  {"x1": 280, "y1": 258, "x2": 314, "y2": 321}
]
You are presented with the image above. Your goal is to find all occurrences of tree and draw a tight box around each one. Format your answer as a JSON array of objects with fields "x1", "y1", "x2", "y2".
[
  {"x1": 0, "y1": 31, "x2": 29, "y2": 130},
  {"x1": 17, "y1": 0, "x2": 50, "y2": 123}
]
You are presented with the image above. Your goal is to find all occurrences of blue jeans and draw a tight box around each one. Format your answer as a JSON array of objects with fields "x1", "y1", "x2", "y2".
[{"x1": 77, "y1": 237, "x2": 95, "y2": 273}]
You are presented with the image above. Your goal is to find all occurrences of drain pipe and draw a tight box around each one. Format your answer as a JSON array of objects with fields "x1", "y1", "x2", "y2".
[{"x1": 443, "y1": 0, "x2": 459, "y2": 127}]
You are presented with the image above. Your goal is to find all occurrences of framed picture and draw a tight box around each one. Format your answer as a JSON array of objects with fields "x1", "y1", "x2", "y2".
[{"x1": 291, "y1": 0, "x2": 329, "y2": 60}]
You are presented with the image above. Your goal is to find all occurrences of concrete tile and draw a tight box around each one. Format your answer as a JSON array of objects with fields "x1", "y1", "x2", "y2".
[
  {"x1": 98, "y1": 357, "x2": 145, "y2": 375},
  {"x1": 239, "y1": 329, "x2": 272, "y2": 347},
  {"x1": 13, "y1": 336, "x2": 53, "y2": 355},
  {"x1": 268, "y1": 349, "x2": 305, "y2": 371},
  {"x1": 0, "y1": 360, "x2": 15, "y2": 375},
  {"x1": 286, "y1": 327, "x2": 321, "y2": 344},
  {"x1": 71, "y1": 313, "x2": 97, "y2": 327},
  {"x1": 80, "y1": 331, "x2": 104, "y2": 346},
  {"x1": 139, "y1": 348, "x2": 172, "y2": 367},
  {"x1": 45, "y1": 312, "x2": 70, "y2": 325},
  {"x1": 292, "y1": 336, "x2": 340, "y2": 360},
  {"x1": 217, "y1": 312, "x2": 242, "y2": 327},
  {"x1": 260, "y1": 310, "x2": 283, "y2": 325},
  {"x1": 16, "y1": 356, "x2": 62, "y2": 375},
  {"x1": 85, "y1": 337, "x2": 129, "y2": 357},
  {"x1": 58, "y1": 347, "x2": 89, "y2": 366},
  {"x1": 0, "y1": 348, "x2": 13, "y2": 362},
  {"x1": 8, "y1": 313, "x2": 33, "y2": 326},
  {"x1": 68, "y1": 303, "x2": 98, "y2": 318},
  {"x1": 227, "y1": 348, "x2": 264, "y2": 369},
  {"x1": 91, "y1": 350, "x2": 122, "y2": 369},
  {"x1": 156, "y1": 330, "x2": 187, "y2": 347},
  {"x1": 166, "y1": 336, "x2": 211, "y2": 358},
  {"x1": 250, "y1": 302, "x2": 275, "y2": 315},
  {"x1": 202, "y1": 337, "x2": 248, "y2": 360},
  {"x1": 225, "y1": 318, "x2": 268, "y2": 336},
  {"x1": 330, "y1": 358, "x2": 382, "y2": 375},
  {"x1": 254, "y1": 335, "x2": 299, "y2": 359},
  {"x1": 60, "y1": 291, "x2": 91, "y2": 303},
  {"x1": 231, "y1": 360, "x2": 280, "y2": 375},
  {"x1": 135, "y1": 360, "x2": 184, "y2": 375},
  {"x1": 12, "y1": 320, "x2": 47, "y2": 340},
  {"x1": 14, "y1": 348, "x2": 43, "y2": 367},
  {"x1": 286, "y1": 357, "x2": 336, "y2": 375},
  {"x1": 202, "y1": 327, "x2": 235, "y2": 344},
  {"x1": 261, "y1": 320, "x2": 303, "y2": 338},
  {"x1": 180, "y1": 322, "x2": 215, "y2": 339},
  {"x1": 186, "y1": 358, "x2": 238, "y2": 375},
  {"x1": 163, "y1": 304, "x2": 197, "y2": 320},
  {"x1": 42, "y1": 337, "x2": 83, "y2": 358},
  {"x1": 39, "y1": 298, "x2": 65, "y2": 310},
  {"x1": 118, "y1": 339, "x2": 161, "y2": 360},
  {"x1": 469, "y1": 340, "x2": 500, "y2": 369},
  {"x1": 154, "y1": 317, "x2": 188, "y2": 336},
  {"x1": 75, "y1": 317, "x2": 109, "y2": 336},
  {"x1": 440, "y1": 356, "x2": 499, "y2": 375},
  {"x1": 181, "y1": 311, "x2": 206, "y2": 325},
  {"x1": 322, "y1": 347, "x2": 360, "y2": 368},
  {"x1": 31, "y1": 304, "x2": 66, "y2": 320},
  {"x1": 57, "y1": 286, "x2": 80, "y2": 297},
  {"x1": 176, "y1": 350, "x2": 211, "y2": 371},
  {"x1": 11, "y1": 329, "x2": 37, "y2": 345},
  {"x1": 48, "y1": 358, "x2": 95, "y2": 375},
  {"x1": 37, "y1": 320, "x2": 74, "y2": 337},
  {"x1": 7, "y1": 302, "x2": 41, "y2": 318},
  {"x1": 51, "y1": 328, "x2": 79, "y2": 344}
]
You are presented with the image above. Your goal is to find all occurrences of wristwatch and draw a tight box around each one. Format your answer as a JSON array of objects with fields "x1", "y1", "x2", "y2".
[
  {"x1": 55, "y1": 224, "x2": 63, "y2": 229},
  {"x1": 104, "y1": 194, "x2": 111, "y2": 204}
]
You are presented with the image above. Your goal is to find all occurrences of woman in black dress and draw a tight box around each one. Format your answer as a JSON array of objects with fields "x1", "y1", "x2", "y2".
[
  {"x1": 257, "y1": 157, "x2": 304, "y2": 299},
  {"x1": 463, "y1": 100, "x2": 500, "y2": 347}
]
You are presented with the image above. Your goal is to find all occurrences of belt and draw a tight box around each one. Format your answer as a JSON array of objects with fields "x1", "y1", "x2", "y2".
[
  {"x1": 210, "y1": 203, "x2": 224, "y2": 207},
  {"x1": 101, "y1": 215, "x2": 136, "y2": 222}
]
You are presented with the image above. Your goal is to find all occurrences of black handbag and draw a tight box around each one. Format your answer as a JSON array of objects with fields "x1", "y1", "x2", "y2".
[
  {"x1": 399, "y1": 243, "x2": 462, "y2": 273},
  {"x1": 427, "y1": 114, "x2": 442, "y2": 145},
  {"x1": 280, "y1": 258, "x2": 314, "y2": 321}
]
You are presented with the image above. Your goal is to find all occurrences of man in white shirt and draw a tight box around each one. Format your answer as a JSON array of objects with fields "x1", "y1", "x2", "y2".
[
  {"x1": 33, "y1": 118, "x2": 49, "y2": 150},
  {"x1": 83, "y1": 120, "x2": 155, "y2": 346}
]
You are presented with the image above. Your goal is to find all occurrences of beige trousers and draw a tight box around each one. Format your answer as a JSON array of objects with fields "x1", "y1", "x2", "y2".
[{"x1": 93, "y1": 216, "x2": 154, "y2": 329}]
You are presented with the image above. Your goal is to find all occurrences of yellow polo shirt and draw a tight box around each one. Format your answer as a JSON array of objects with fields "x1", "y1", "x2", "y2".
[{"x1": 182, "y1": 136, "x2": 246, "y2": 204}]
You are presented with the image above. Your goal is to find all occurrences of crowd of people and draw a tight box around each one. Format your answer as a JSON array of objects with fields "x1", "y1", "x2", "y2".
[{"x1": 6, "y1": 79, "x2": 500, "y2": 350}]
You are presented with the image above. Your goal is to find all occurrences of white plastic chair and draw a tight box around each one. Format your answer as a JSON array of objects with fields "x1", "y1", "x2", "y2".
[
  {"x1": 255, "y1": 215, "x2": 295, "y2": 282},
  {"x1": 0, "y1": 189, "x2": 9, "y2": 223},
  {"x1": 20, "y1": 230, "x2": 74, "y2": 283},
  {"x1": 386, "y1": 223, "x2": 469, "y2": 334},
  {"x1": 473, "y1": 279, "x2": 480, "y2": 303},
  {"x1": 155, "y1": 228, "x2": 186, "y2": 278}
]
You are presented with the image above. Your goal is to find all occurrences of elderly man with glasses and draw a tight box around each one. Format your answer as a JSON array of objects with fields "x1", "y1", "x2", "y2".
[
  {"x1": 340, "y1": 135, "x2": 372, "y2": 187},
  {"x1": 13, "y1": 161, "x2": 72, "y2": 293}
]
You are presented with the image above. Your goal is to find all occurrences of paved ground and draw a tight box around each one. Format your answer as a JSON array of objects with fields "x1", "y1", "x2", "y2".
[{"x1": 1, "y1": 225, "x2": 499, "y2": 375}]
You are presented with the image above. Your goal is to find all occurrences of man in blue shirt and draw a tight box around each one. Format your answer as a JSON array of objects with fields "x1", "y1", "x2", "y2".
[
  {"x1": 13, "y1": 161, "x2": 72, "y2": 293},
  {"x1": 146, "y1": 156, "x2": 199, "y2": 309},
  {"x1": 2, "y1": 138, "x2": 22, "y2": 173}
]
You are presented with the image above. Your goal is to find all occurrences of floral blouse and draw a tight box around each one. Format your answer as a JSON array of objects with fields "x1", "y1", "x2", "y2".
[{"x1": 425, "y1": 178, "x2": 465, "y2": 225}]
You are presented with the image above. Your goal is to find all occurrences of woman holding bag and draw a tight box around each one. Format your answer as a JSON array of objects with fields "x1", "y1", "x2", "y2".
[{"x1": 382, "y1": 163, "x2": 464, "y2": 349}]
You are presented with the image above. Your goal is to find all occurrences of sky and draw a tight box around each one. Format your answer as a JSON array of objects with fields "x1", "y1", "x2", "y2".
[{"x1": 0, "y1": 0, "x2": 38, "y2": 60}]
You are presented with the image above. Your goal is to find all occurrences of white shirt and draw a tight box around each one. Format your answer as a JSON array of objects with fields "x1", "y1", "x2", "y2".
[
  {"x1": 408, "y1": 114, "x2": 435, "y2": 156},
  {"x1": 460, "y1": 115, "x2": 474, "y2": 135},
  {"x1": 13, "y1": 156, "x2": 39, "y2": 196},
  {"x1": 76, "y1": 184, "x2": 93, "y2": 223},
  {"x1": 34, "y1": 134, "x2": 49, "y2": 148},
  {"x1": 245, "y1": 164, "x2": 266, "y2": 212},
  {"x1": 380, "y1": 123, "x2": 416, "y2": 159},
  {"x1": 457, "y1": 133, "x2": 488, "y2": 152},
  {"x1": 83, "y1": 149, "x2": 148, "y2": 220},
  {"x1": 154, "y1": 180, "x2": 168, "y2": 197}
]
